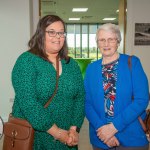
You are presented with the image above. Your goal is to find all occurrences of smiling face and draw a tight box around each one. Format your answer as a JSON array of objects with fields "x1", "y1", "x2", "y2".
[
  {"x1": 45, "y1": 21, "x2": 65, "y2": 55},
  {"x1": 97, "y1": 30, "x2": 119, "y2": 58}
]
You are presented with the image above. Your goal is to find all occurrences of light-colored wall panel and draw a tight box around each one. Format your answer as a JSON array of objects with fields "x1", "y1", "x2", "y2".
[
  {"x1": 0, "y1": 0, "x2": 31, "y2": 121},
  {"x1": 126, "y1": 0, "x2": 150, "y2": 106}
]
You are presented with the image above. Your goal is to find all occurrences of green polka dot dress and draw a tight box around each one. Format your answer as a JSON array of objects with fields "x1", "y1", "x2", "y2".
[{"x1": 11, "y1": 52, "x2": 85, "y2": 150}]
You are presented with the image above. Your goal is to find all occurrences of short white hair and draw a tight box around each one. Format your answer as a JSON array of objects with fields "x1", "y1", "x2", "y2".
[{"x1": 96, "y1": 23, "x2": 122, "y2": 43}]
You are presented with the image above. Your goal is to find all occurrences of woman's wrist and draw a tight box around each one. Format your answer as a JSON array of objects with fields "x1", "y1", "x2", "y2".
[
  {"x1": 47, "y1": 124, "x2": 61, "y2": 139},
  {"x1": 110, "y1": 123, "x2": 118, "y2": 134},
  {"x1": 54, "y1": 128, "x2": 62, "y2": 140}
]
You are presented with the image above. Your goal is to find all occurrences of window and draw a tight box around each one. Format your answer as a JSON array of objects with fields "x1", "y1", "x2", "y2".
[{"x1": 66, "y1": 24, "x2": 102, "y2": 60}]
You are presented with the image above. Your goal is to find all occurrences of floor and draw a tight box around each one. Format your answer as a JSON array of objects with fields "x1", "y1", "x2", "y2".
[
  {"x1": 0, "y1": 118, "x2": 92, "y2": 150},
  {"x1": 78, "y1": 118, "x2": 92, "y2": 150}
]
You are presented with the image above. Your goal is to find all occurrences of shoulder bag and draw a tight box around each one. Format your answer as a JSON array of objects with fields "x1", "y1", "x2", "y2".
[{"x1": 3, "y1": 58, "x2": 59, "y2": 150}]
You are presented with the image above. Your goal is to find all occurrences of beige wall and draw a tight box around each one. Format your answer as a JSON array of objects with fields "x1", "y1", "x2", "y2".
[
  {"x1": 0, "y1": 0, "x2": 35, "y2": 121},
  {"x1": 126, "y1": 0, "x2": 150, "y2": 107},
  {"x1": 126, "y1": 0, "x2": 150, "y2": 98}
]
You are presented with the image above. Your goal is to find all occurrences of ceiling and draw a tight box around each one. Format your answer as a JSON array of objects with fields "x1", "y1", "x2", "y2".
[{"x1": 40, "y1": 0, "x2": 119, "y2": 24}]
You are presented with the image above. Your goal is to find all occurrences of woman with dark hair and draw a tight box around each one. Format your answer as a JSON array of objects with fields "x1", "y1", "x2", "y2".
[{"x1": 11, "y1": 15, "x2": 85, "y2": 150}]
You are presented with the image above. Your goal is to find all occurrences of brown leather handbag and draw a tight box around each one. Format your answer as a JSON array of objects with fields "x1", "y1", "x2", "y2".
[
  {"x1": 143, "y1": 109, "x2": 150, "y2": 141},
  {"x1": 3, "y1": 58, "x2": 59, "y2": 150},
  {"x1": 3, "y1": 115, "x2": 34, "y2": 150}
]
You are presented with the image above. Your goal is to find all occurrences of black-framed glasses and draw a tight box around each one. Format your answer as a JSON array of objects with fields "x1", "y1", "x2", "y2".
[{"x1": 45, "y1": 30, "x2": 66, "y2": 38}]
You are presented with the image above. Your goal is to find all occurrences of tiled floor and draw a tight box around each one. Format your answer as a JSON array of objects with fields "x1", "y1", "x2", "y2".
[{"x1": 0, "y1": 118, "x2": 92, "y2": 150}]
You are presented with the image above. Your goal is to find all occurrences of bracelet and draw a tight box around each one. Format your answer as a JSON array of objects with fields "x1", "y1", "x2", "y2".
[{"x1": 54, "y1": 128, "x2": 62, "y2": 140}]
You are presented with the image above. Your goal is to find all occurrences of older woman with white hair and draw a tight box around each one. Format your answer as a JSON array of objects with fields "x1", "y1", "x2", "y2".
[{"x1": 84, "y1": 23, "x2": 149, "y2": 150}]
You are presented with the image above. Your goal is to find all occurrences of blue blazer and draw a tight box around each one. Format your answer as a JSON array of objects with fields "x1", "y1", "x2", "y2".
[{"x1": 84, "y1": 54, "x2": 149, "y2": 149}]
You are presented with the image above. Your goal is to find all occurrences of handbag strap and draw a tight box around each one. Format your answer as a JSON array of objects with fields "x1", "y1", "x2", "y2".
[
  {"x1": 128, "y1": 55, "x2": 132, "y2": 69},
  {"x1": 128, "y1": 56, "x2": 147, "y2": 132},
  {"x1": 44, "y1": 57, "x2": 59, "y2": 108}
]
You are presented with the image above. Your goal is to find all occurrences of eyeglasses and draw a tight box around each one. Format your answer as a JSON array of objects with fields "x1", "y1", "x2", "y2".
[
  {"x1": 45, "y1": 30, "x2": 66, "y2": 38},
  {"x1": 97, "y1": 38, "x2": 117, "y2": 44}
]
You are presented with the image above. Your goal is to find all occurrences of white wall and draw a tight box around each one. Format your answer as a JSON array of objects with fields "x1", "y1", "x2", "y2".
[
  {"x1": 126, "y1": 0, "x2": 150, "y2": 95},
  {"x1": 126, "y1": 0, "x2": 150, "y2": 85},
  {"x1": 0, "y1": 0, "x2": 32, "y2": 121},
  {"x1": 0, "y1": 0, "x2": 39, "y2": 122}
]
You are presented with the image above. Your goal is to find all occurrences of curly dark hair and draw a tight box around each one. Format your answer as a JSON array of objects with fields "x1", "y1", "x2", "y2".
[{"x1": 28, "y1": 15, "x2": 69, "y2": 62}]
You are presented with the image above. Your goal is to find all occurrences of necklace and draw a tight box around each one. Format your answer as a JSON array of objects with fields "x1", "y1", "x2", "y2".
[{"x1": 102, "y1": 53, "x2": 120, "y2": 65}]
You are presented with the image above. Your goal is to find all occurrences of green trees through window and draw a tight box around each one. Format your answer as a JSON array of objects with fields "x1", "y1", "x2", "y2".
[{"x1": 66, "y1": 24, "x2": 102, "y2": 60}]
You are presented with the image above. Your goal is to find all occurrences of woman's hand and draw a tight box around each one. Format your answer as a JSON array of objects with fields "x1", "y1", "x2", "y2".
[
  {"x1": 105, "y1": 136, "x2": 120, "y2": 147},
  {"x1": 67, "y1": 127, "x2": 79, "y2": 146},
  {"x1": 97, "y1": 123, "x2": 118, "y2": 143},
  {"x1": 47, "y1": 124, "x2": 79, "y2": 146},
  {"x1": 57, "y1": 129, "x2": 70, "y2": 144},
  {"x1": 47, "y1": 124, "x2": 69, "y2": 144}
]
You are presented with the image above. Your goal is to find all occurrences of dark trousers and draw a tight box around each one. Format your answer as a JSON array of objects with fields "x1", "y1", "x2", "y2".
[{"x1": 93, "y1": 145, "x2": 149, "y2": 150}]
